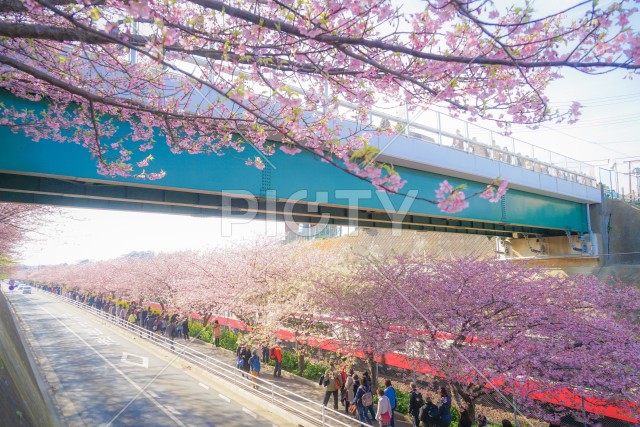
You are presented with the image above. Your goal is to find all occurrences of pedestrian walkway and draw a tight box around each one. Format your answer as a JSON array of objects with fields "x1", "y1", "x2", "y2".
[{"x1": 171, "y1": 334, "x2": 413, "y2": 427}]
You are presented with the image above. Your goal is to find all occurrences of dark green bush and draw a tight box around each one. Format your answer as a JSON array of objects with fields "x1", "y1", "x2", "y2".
[
  {"x1": 395, "y1": 388, "x2": 409, "y2": 414},
  {"x1": 281, "y1": 351, "x2": 298, "y2": 372},
  {"x1": 301, "y1": 362, "x2": 325, "y2": 381},
  {"x1": 220, "y1": 329, "x2": 237, "y2": 351},
  {"x1": 189, "y1": 321, "x2": 203, "y2": 338}
]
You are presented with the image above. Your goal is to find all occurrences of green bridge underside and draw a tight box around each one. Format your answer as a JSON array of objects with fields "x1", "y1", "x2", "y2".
[{"x1": 0, "y1": 91, "x2": 588, "y2": 236}]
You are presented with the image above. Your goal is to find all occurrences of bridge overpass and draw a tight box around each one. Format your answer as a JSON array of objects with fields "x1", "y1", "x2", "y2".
[{"x1": 0, "y1": 90, "x2": 602, "y2": 251}]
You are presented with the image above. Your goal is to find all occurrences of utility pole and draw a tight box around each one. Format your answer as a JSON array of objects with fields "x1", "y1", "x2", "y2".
[{"x1": 628, "y1": 160, "x2": 632, "y2": 202}]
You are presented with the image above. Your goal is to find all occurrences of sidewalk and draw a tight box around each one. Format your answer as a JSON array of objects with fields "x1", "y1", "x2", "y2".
[{"x1": 180, "y1": 333, "x2": 414, "y2": 427}]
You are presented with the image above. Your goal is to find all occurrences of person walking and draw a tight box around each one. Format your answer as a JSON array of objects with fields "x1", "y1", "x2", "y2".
[
  {"x1": 376, "y1": 388, "x2": 392, "y2": 427},
  {"x1": 383, "y1": 380, "x2": 397, "y2": 427},
  {"x1": 241, "y1": 345, "x2": 252, "y2": 376},
  {"x1": 339, "y1": 364, "x2": 348, "y2": 412},
  {"x1": 272, "y1": 341, "x2": 283, "y2": 377},
  {"x1": 165, "y1": 318, "x2": 177, "y2": 351},
  {"x1": 212, "y1": 319, "x2": 221, "y2": 347},
  {"x1": 408, "y1": 382, "x2": 424, "y2": 427},
  {"x1": 322, "y1": 362, "x2": 342, "y2": 410},
  {"x1": 344, "y1": 369, "x2": 355, "y2": 414},
  {"x1": 261, "y1": 342, "x2": 269, "y2": 363},
  {"x1": 438, "y1": 387, "x2": 452, "y2": 427},
  {"x1": 127, "y1": 310, "x2": 137, "y2": 331},
  {"x1": 161, "y1": 316, "x2": 167, "y2": 335},
  {"x1": 249, "y1": 350, "x2": 261, "y2": 389},
  {"x1": 419, "y1": 396, "x2": 439, "y2": 427},
  {"x1": 236, "y1": 343, "x2": 246, "y2": 375},
  {"x1": 353, "y1": 377, "x2": 374, "y2": 426},
  {"x1": 181, "y1": 317, "x2": 189, "y2": 341}
]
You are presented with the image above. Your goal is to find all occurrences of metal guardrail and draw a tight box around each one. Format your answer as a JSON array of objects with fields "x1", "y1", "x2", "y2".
[
  {"x1": 39, "y1": 289, "x2": 359, "y2": 427},
  {"x1": 343, "y1": 101, "x2": 640, "y2": 204}
]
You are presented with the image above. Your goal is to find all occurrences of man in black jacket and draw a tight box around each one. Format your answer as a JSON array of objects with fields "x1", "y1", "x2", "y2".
[{"x1": 408, "y1": 383, "x2": 424, "y2": 427}]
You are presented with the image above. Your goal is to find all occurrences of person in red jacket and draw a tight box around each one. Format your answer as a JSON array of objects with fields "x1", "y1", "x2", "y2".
[{"x1": 272, "y1": 341, "x2": 283, "y2": 377}]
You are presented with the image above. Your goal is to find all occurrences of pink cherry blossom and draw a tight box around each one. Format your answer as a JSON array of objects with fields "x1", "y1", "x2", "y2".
[{"x1": 0, "y1": 0, "x2": 636, "y2": 215}]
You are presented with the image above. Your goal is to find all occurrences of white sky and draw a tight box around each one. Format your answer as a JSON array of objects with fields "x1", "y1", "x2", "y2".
[
  {"x1": 15, "y1": 0, "x2": 640, "y2": 266},
  {"x1": 20, "y1": 208, "x2": 287, "y2": 265}
]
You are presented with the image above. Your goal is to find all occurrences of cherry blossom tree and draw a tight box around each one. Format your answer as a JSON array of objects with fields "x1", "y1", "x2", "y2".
[
  {"x1": 310, "y1": 256, "x2": 640, "y2": 422},
  {"x1": 1, "y1": 0, "x2": 638, "y2": 210},
  {"x1": 0, "y1": 203, "x2": 56, "y2": 273}
]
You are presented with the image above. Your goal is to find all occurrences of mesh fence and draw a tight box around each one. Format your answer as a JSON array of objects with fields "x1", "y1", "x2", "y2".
[{"x1": 303, "y1": 229, "x2": 636, "y2": 427}]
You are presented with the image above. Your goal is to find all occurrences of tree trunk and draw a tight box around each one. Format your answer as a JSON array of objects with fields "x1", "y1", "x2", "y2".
[
  {"x1": 202, "y1": 312, "x2": 212, "y2": 328},
  {"x1": 366, "y1": 353, "x2": 377, "y2": 388},
  {"x1": 451, "y1": 383, "x2": 477, "y2": 424}
]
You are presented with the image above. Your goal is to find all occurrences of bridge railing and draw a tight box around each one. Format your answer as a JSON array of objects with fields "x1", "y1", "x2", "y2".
[
  {"x1": 186, "y1": 76, "x2": 631, "y2": 199},
  {"x1": 40, "y1": 289, "x2": 358, "y2": 427},
  {"x1": 341, "y1": 101, "x2": 599, "y2": 188}
]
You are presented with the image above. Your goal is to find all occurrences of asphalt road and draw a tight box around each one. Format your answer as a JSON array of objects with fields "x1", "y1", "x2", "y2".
[{"x1": 5, "y1": 289, "x2": 290, "y2": 427}]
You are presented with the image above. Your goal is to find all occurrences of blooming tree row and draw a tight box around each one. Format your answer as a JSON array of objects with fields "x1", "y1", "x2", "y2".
[
  {"x1": 309, "y1": 255, "x2": 640, "y2": 422},
  {"x1": 15, "y1": 243, "x2": 640, "y2": 422},
  {"x1": 1, "y1": 0, "x2": 638, "y2": 211}
]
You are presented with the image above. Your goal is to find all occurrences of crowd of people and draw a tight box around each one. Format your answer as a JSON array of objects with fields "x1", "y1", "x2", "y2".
[
  {"x1": 318, "y1": 361, "x2": 463, "y2": 427},
  {"x1": 62, "y1": 290, "x2": 190, "y2": 348},
  {"x1": 235, "y1": 341, "x2": 283, "y2": 389}
]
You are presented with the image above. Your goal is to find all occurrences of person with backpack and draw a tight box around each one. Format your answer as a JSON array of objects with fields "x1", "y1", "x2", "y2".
[
  {"x1": 419, "y1": 396, "x2": 439, "y2": 427},
  {"x1": 353, "y1": 377, "x2": 374, "y2": 426},
  {"x1": 408, "y1": 382, "x2": 424, "y2": 427},
  {"x1": 271, "y1": 341, "x2": 283, "y2": 377},
  {"x1": 249, "y1": 350, "x2": 261, "y2": 389},
  {"x1": 322, "y1": 362, "x2": 342, "y2": 410}
]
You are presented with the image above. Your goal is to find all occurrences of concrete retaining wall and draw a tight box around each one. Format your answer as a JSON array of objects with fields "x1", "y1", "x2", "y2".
[
  {"x1": 0, "y1": 292, "x2": 60, "y2": 427},
  {"x1": 599, "y1": 200, "x2": 640, "y2": 265}
]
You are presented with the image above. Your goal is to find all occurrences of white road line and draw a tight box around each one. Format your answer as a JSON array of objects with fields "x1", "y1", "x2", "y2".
[
  {"x1": 218, "y1": 394, "x2": 230, "y2": 403},
  {"x1": 198, "y1": 382, "x2": 210, "y2": 390},
  {"x1": 120, "y1": 352, "x2": 149, "y2": 368},
  {"x1": 39, "y1": 306, "x2": 187, "y2": 427},
  {"x1": 242, "y1": 407, "x2": 257, "y2": 419},
  {"x1": 165, "y1": 405, "x2": 182, "y2": 415}
]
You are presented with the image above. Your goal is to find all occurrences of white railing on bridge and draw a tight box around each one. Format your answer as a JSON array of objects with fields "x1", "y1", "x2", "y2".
[{"x1": 181, "y1": 72, "x2": 638, "y2": 204}]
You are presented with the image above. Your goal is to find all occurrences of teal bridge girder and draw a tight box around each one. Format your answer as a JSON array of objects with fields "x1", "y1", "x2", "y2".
[{"x1": 0, "y1": 90, "x2": 591, "y2": 237}]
